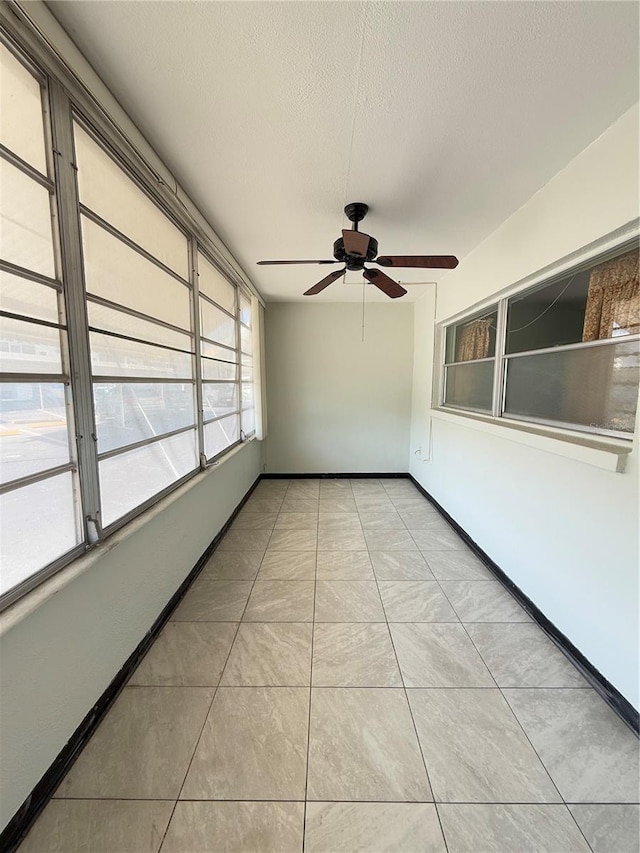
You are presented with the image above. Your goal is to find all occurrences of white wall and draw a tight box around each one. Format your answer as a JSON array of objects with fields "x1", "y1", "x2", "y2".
[
  {"x1": 265, "y1": 303, "x2": 414, "y2": 473},
  {"x1": 0, "y1": 441, "x2": 262, "y2": 832},
  {"x1": 410, "y1": 104, "x2": 640, "y2": 707}
]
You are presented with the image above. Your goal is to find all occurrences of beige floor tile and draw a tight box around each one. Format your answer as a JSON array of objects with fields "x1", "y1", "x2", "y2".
[
  {"x1": 503, "y1": 688, "x2": 640, "y2": 802},
  {"x1": 305, "y1": 802, "x2": 446, "y2": 852},
  {"x1": 318, "y1": 528, "x2": 367, "y2": 551},
  {"x1": 568, "y1": 804, "x2": 640, "y2": 853},
  {"x1": 307, "y1": 687, "x2": 432, "y2": 801},
  {"x1": 379, "y1": 580, "x2": 458, "y2": 622},
  {"x1": 318, "y1": 515, "x2": 363, "y2": 534},
  {"x1": 56, "y1": 686, "x2": 213, "y2": 799},
  {"x1": 19, "y1": 800, "x2": 174, "y2": 853},
  {"x1": 438, "y1": 804, "x2": 591, "y2": 853},
  {"x1": 243, "y1": 498, "x2": 285, "y2": 514},
  {"x1": 274, "y1": 512, "x2": 318, "y2": 530},
  {"x1": 316, "y1": 551, "x2": 374, "y2": 580},
  {"x1": 129, "y1": 622, "x2": 237, "y2": 686},
  {"x1": 312, "y1": 623, "x2": 402, "y2": 687},
  {"x1": 268, "y1": 529, "x2": 318, "y2": 551},
  {"x1": 201, "y1": 551, "x2": 263, "y2": 580},
  {"x1": 423, "y1": 550, "x2": 493, "y2": 580},
  {"x1": 243, "y1": 580, "x2": 315, "y2": 621},
  {"x1": 259, "y1": 550, "x2": 317, "y2": 579},
  {"x1": 371, "y1": 551, "x2": 434, "y2": 581},
  {"x1": 231, "y1": 512, "x2": 278, "y2": 531},
  {"x1": 281, "y1": 498, "x2": 320, "y2": 513},
  {"x1": 358, "y1": 510, "x2": 406, "y2": 530},
  {"x1": 354, "y1": 497, "x2": 396, "y2": 512},
  {"x1": 171, "y1": 579, "x2": 252, "y2": 621},
  {"x1": 364, "y1": 529, "x2": 419, "y2": 552},
  {"x1": 160, "y1": 801, "x2": 304, "y2": 853},
  {"x1": 465, "y1": 623, "x2": 587, "y2": 687},
  {"x1": 315, "y1": 581, "x2": 385, "y2": 622},
  {"x1": 390, "y1": 623, "x2": 494, "y2": 687},
  {"x1": 440, "y1": 580, "x2": 531, "y2": 622},
  {"x1": 319, "y1": 498, "x2": 358, "y2": 513},
  {"x1": 413, "y1": 528, "x2": 468, "y2": 551},
  {"x1": 221, "y1": 622, "x2": 312, "y2": 685},
  {"x1": 217, "y1": 528, "x2": 272, "y2": 552},
  {"x1": 181, "y1": 687, "x2": 309, "y2": 800},
  {"x1": 407, "y1": 688, "x2": 561, "y2": 803}
]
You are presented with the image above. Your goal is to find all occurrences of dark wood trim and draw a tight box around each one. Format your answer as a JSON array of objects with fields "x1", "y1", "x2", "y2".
[
  {"x1": 407, "y1": 474, "x2": 639, "y2": 736},
  {"x1": 0, "y1": 476, "x2": 261, "y2": 852},
  {"x1": 260, "y1": 472, "x2": 407, "y2": 479}
]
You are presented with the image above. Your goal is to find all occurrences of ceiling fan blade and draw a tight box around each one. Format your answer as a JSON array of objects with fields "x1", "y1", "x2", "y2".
[
  {"x1": 376, "y1": 255, "x2": 459, "y2": 269},
  {"x1": 304, "y1": 268, "x2": 346, "y2": 296},
  {"x1": 363, "y1": 268, "x2": 407, "y2": 299},
  {"x1": 342, "y1": 229, "x2": 371, "y2": 258}
]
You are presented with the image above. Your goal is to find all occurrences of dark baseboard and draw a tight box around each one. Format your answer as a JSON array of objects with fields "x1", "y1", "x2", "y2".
[
  {"x1": 0, "y1": 475, "x2": 261, "y2": 853},
  {"x1": 407, "y1": 474, "x2": 640, "y2": 736},
  {"x1": 261, "y1": 472, "x2": 407, "y2": 479}
]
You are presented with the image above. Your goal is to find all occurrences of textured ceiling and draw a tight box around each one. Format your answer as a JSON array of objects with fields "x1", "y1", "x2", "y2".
[{"x1": 48, "y1": 1, "x2": 639, "y2": 303}]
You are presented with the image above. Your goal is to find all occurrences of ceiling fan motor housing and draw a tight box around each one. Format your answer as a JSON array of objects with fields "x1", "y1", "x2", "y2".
[{"x1": 333, "y1": 236, "x2": 378, "y2": 270}]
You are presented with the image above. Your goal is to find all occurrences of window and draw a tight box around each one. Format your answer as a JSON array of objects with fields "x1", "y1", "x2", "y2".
[
  {"x1": 440, "y1": 246, "x2": 640, "y2": 437},
  {"x1": 198, "y1": 251, "x2": 241, "y2": 460},
  {"x1": 0, "y1": 43, "x2": 83, "y2": 598},
  {"x1": 0, "y1": 32, "x2": 263, "y2": 610},
  {"x1": 443, "y1": 306, "x2": 498, "y2": 413}
]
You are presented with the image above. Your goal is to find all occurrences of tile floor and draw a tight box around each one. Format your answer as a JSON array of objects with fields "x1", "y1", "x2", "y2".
[{"x1": 18, "y1": 478, "x2": 640, "y2": 852}]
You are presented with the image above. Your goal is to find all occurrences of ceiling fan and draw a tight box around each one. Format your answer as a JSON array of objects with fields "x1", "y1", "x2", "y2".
[{"x1": 257, "y1": 202, "x2": 459, "y2": 298}]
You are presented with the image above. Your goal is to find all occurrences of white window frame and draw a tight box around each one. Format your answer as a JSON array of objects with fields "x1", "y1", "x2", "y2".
[{"x1": 436, "y1": 237, "x2": 640, "y2": 441}]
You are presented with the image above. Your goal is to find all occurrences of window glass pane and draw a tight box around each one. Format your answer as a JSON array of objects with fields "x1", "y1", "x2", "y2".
[
  {"x1": 0, "y1": 159, "x2": 55, "y2": 277},
  {"x1": 81, "y1": 216, "x2": 191, "y2": 330},
  {"x1": 242, "y1": 407, "x2": 255, "y2": 435},
  {"x1": 201, "y1": 340, "x2": 236, "y2": 362},
  {"x1": 242, "y1": 363, "x2": 253, "y2": 383},
  {"x1": 87, "y1": 301, "x2": 192, "y2": 352},
  {"x1": 444, "y1": 361, "x2": 494, "y2": 412},
  {"x1": 200, "y1": 299, "x2": 236, "y2": 348},
  {"x1": 198, "y1": 252, "x2": 235, "y2": 314},
  {"x1": 99, "y1": 430, "x2": 197, "y2": 527},
  {"x1": 0, "y1": 316, "x2": 62, "y2": 373},
  {"x1": 94, "y1": 382, "x2": 195, "y2": 454},
  {"x1": 203, "y1": 383, "x2": 238, "y2": 418},
  {"x1": 0, "y1": 272, "x2": 59, "y2": 324},
  {"x1": 241, "y1": 324, "x2": 252, "y2": 355},
  {"x1": 204, "y1": 414, "x2": 239, "y2": 459},
  {"x1": 0, "y1": 472, "x2": 80, "y2": 596},
  {"x1": 74, "y1": 124, "x2": 189, "y2": 278},
  {"x1": 445, "y1": 308, "x2": 497, "y2": 363},
  {"x1": 240, "y1": 294, "x2": 251, "y2": 326},
  {"x1": 0, "y1": 383, "x2": 69, "y2": 483},
  {"x1": 506, "y1": 249, "x2": 639, "y2": 354},
  {"x1": 90, "y1": 332, "x2": 192, "y2": 379},
  {"x1": 242, "y1": 382, "x2": 254, "y2": 408},
  {"x1": 202, "y1": 357, "x2": 236, "y2": 381},
  {"x1": 504, "y1": 340, "x2": 640, "y2": 434},
  {"x1": 0, "y1": 44, "x2": 47, "y2": 174}
]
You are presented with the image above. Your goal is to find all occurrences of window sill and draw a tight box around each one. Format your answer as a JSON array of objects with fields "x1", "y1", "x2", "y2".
[
  {"x1": 0, "y1": 438, "x2": 258, "y2": 639},
  {"x1": 431, "y1": 408, "x2": 633, "y2": 473}
]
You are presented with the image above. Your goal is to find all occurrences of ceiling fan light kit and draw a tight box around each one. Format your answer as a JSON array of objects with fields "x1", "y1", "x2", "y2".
[{"x1": 257, "y1": 203, "x2": 459, "y2": 299}]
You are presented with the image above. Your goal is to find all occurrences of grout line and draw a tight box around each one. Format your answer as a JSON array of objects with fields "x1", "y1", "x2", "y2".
[
  {"x1": 378, "y1": 480, "x2": 450, "y2": 852},
  {"x1": 301, "y1": 489, "x2": 320, "y2": 853}
]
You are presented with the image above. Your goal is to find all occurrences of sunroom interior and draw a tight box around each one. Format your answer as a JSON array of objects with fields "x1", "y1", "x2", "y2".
[{"x1": 0, "y1": 1, "x2": 638, "y2": 850}]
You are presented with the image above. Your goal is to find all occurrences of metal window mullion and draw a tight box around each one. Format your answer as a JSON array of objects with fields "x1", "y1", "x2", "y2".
[
  {"x1": 49, "y1": 80, "x2": 102, "y2": 543},
  {"x1": 86, "y1": 293, "x2": 194, "y2": 339},
  {"x1": 0, "y1": 462, "x2": 76, "y2": 496},
  {"x1": 0, "y1": 142, "x2": 54, "y2": 189},
  {"x1": 0, "y1": 258, "x2": 61, "y2": 289},
  {"x1": 492, "y1": 298, "x2": 508, "y2": 418},
  {"x1": 190, "y1": 239, "x2": 205, "y2": 468},
  {"x1": 234, "y1": 283, "x2": 243, "y2": 440}
]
